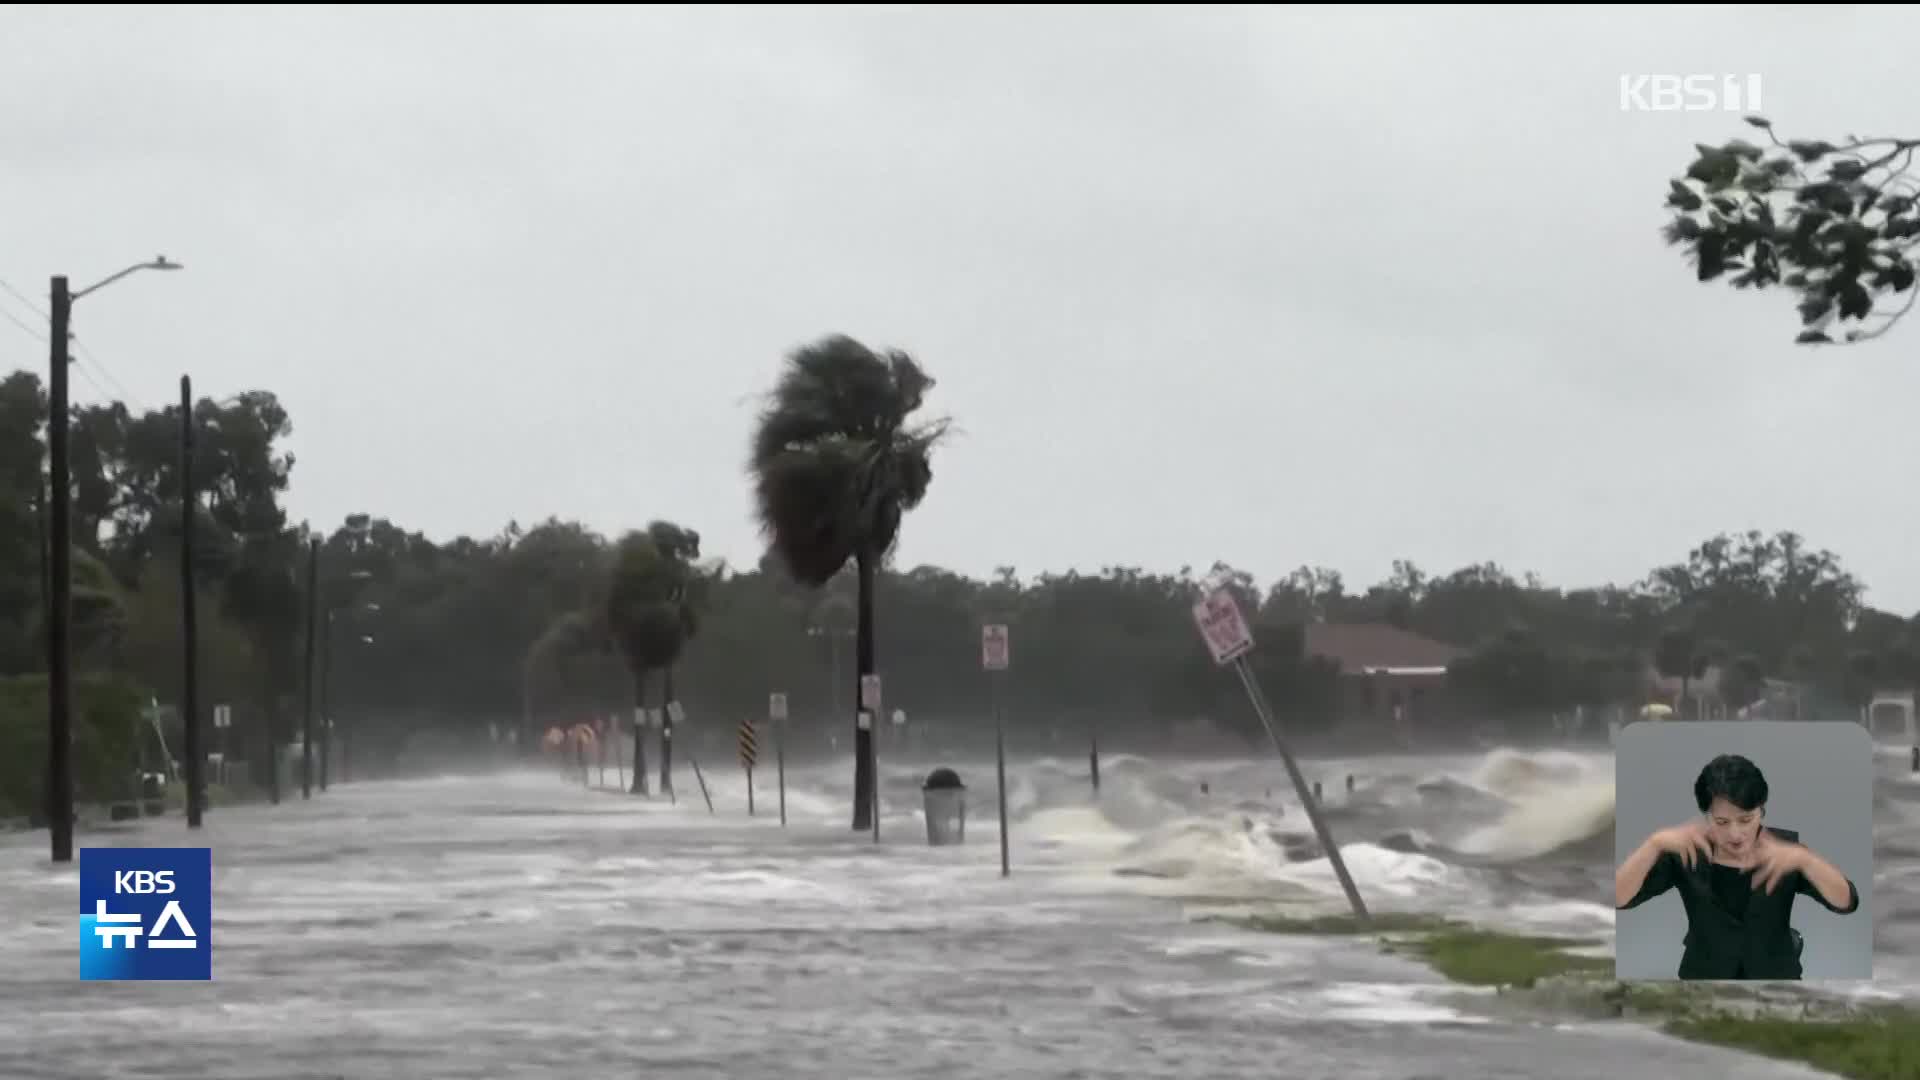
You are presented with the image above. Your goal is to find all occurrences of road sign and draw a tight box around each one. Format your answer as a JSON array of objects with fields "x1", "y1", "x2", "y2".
[
  {"x1": 981, "y1": 624, "x2": 1010, "y2": 671},
  {"x1": 667, "y1": 701, "x2": 686, "y2": 726},
  {"x1": 738, "y1": 719, "x2": 758, "y2": 770},
  {"x1": 769, "y1": 692, "x2": 788, "y2": 721},
  {"x1": 1192, "y1": 588, "x2": 1255, "y2": 665},
  {"x1": 212, "y1": 705, "x2": 231, "y2": 730},
  {"x1": 860, "y1": 674, "x2": 882, "y2": 712}
]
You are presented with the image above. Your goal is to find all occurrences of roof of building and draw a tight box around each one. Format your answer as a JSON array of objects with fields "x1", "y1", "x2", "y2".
[{"x1": 1303, "y1": 622, "x2": 1466, "y2": 673}]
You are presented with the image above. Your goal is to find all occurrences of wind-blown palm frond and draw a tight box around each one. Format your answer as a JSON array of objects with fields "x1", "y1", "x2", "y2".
[
  {"x1": 749, "y1": 335, "x2": 950, "y2": 586},
  {"x1": 603, "y1": 525, "x2": 705, "y2": 672}
]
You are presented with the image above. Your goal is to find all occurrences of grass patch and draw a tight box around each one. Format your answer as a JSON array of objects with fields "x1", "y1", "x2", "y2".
[
  {"x1": 1214, "y1": 911, "x2": 1459, "y2": 936},
  {"x1": 1661, "y1": 1006, "x2": 1920, "y2": 1080},
  {"x1": 1400, "y1": 929, "x2": 1613, "y2": 988},
  {"x1": 1216, "y1": 912, "x2": 1607, "y2": 988}
]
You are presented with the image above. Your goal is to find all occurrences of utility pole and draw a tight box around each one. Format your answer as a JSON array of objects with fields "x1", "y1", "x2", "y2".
[
  {"x1": 46, "y1": 276, "x2": 74, "y2": 864},
  {"x1": 302, "y1": 538, "x2": 319, "y2": 799},
  {"x1": 180, "y1": 375, "x2": 203, "y2": 828},
  {"x1": 42, "y1": 257, "x2": 181, "y2": 858}
]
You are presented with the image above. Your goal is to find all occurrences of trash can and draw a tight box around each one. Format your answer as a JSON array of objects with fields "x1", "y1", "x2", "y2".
[{"x1": 923, "y1": 768, "x2": 967, "y2": 846}]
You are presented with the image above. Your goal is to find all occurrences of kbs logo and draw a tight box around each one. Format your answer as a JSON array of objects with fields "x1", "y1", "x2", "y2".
[
  {"x1": 79, "y1": 848, "x2": 212, "y2": 981},
  {"x1": 1620, "y1": 74, "x2": 1763, "y2": 113},
  {"x1": 115, "y1": 870, "x2": 175, "y2": 894}
]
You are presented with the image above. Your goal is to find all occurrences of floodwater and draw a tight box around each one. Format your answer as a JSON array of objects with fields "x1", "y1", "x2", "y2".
[{"x1": 2, "y1": 740, "x2": 1914, "y2": 1079}]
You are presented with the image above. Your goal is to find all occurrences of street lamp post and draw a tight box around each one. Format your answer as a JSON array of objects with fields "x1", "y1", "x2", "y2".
[{"x1": 47, "y1": 257, "x2": 182, "y2": 863}]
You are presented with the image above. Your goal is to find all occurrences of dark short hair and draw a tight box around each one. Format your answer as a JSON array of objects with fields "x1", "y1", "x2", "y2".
[{"x1": 1694, "y1": 753, "x2": 1768, "y2": 813}]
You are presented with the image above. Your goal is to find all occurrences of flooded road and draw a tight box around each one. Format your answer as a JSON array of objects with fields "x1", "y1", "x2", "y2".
[{"x1": 3, "y1": 748, "x2": 1910, "y2": 1079}]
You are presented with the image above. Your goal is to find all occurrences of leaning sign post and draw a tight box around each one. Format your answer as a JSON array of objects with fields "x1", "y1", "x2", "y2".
[
  {"x1": 1191, "y1": 584, "x2": 1369, "y2": 922},
  {"x1": 982, "y1": 623, "x2": 1011, "y2": 878}
]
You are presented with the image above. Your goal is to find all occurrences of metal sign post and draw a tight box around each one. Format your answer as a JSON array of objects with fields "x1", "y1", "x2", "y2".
[
  {"x1": 688, "y1": 751, "x2": 715, "y2": 814},
  {"x1": 983, "y1": 624, "x2": 1011, "y2": 878},
  {"x1": 770, "y1": 692, "x2": 788, "y2": 826},
  {"x1": 1190, "y1": 587, "x2": 1369, "y2": 922}
]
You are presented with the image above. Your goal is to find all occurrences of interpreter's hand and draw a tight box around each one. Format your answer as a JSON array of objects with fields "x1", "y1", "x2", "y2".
[
  {"x1": 1652, "y1": 822, "x2": 1714, "y2": 869},
  {"x1": 1750, "y1": 830, "x2": 1807, "y2": 895}
]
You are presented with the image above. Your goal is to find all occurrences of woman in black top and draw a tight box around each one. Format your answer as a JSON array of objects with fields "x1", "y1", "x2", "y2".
[{"x1": 1613, "y1": 753, "x2": 1860, "y2": 980}]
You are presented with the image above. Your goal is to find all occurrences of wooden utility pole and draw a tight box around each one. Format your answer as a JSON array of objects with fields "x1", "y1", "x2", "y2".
[
  {"x1": 180, "y1": 376, "x2": 204, "y2": 827},
  {"x1": 46, "y1": 276, "x2": 74, "y2": 863}
]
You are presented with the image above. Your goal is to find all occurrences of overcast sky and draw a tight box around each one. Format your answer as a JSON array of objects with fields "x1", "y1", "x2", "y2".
[{"x1": 5, "y1": 5, "x2": 1918, "y2": 610}]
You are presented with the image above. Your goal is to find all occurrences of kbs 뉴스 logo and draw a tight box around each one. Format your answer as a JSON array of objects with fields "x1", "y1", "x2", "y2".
[{"x1": 79, "y1": 847, "x2": 212, "y2": 981}]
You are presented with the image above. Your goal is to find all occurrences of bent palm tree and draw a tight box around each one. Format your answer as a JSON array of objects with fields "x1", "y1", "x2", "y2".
[
  {"x1": 748, "y1": 334, "x2": 948, "y2": 831},
  {"x1": 645, "y1": 521, "x2": 703, "y2": 796}
]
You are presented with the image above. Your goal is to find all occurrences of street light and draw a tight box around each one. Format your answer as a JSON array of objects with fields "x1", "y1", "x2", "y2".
[{"x1": 48, "y1": 256, "x2": 183, "y2": 863}]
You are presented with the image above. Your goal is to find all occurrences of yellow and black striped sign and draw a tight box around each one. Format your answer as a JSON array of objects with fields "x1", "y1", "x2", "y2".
[{"x1": 737, "y1": 719, "x2": 758, "y2": 771}]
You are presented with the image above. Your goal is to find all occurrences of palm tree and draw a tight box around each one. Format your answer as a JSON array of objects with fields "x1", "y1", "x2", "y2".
[
  {"x1": 645, "y1": 521, "x2": 703, "y2": 796},
  {"x1": 605, "y1": 523, "x2": 704, "y2": 796},
  {"x1": 748, "y1": 334, "x2": 949, "y2": 830}
]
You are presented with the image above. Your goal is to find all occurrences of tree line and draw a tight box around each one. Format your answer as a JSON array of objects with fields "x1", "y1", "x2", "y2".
[{"x1": 4, "y1": 341, "x2": 1918, "y2": 818}]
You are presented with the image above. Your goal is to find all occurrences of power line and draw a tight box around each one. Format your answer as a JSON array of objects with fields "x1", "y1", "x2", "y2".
[
  {"x1": 0, "y1": 275, "x2": 144, "y2": 411},
  {"x1": 0, "y1": 300, "x2": 43, "y2": 342},
  {"x1": 72, "y1": 338, "x2": 140, "y2": 410},
  {"x1": 0, "y1": 277, "x2": 46, "y2": 319}
]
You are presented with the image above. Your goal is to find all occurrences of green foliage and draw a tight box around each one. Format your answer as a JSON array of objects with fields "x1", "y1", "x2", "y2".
[
  {"x1": 1403, "y1": 929, "x2": 1614, "y2": 988},
  {"x1": 1664, "y1": 1007, "x2": 1920, "y2": 1080},
  {"x1": 1654, "y1": 626, "x2": 1701, "y2": 683},
  {"x1": 1663, "y1": 118, "x2": 1920, "y2": 344},
  {"x1": 1450, "y1": 628, "x2": 1562, "y2": 713},
  {"x1": 7, "y1": 363, "x2": 1920, "y2": 773},
  {"x1": 604, "y1": 522, "x2": 705, "y2": 677},
  {"x1": 0, "y1": 673, "x2": 146, "y2": 816}
]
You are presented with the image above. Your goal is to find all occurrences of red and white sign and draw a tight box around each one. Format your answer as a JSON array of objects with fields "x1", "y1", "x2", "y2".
[
  {"x1": 1192, "y1": 588, "x2": 1255, "y2": 665},
  {"x1": 860, "y1": 674, "x2": 882, "y2": 711},
  {"x1": 981, "y1": 624, "x2": 1010, "y2": 671}
]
